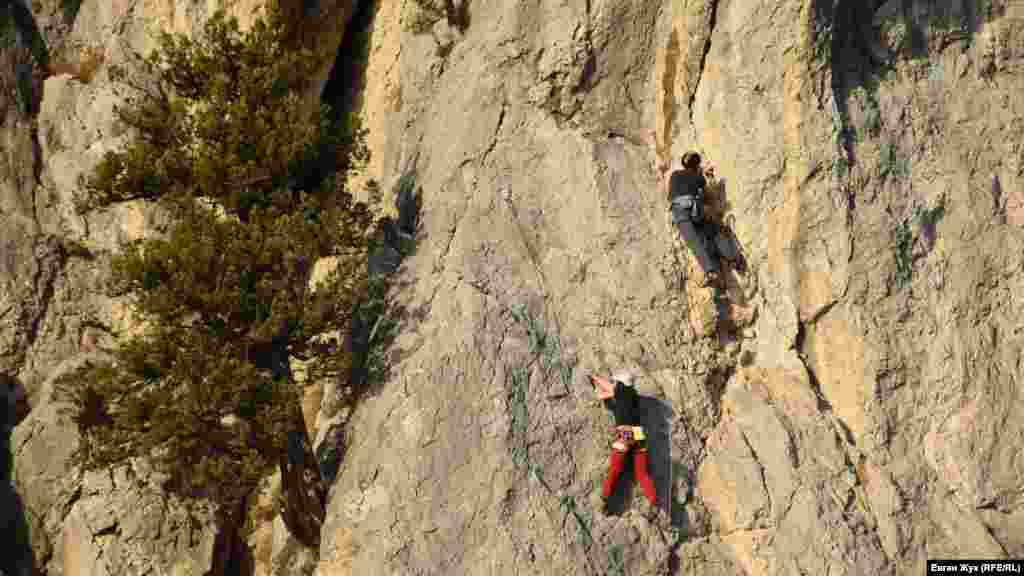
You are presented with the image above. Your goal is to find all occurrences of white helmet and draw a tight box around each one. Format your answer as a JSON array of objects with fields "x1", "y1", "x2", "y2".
[{"x1": 612, "y1": 370, "x2": 634, "y2": 388}]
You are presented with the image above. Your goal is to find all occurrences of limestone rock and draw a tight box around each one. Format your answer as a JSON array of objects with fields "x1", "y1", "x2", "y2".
[
  {"x1": 10, "y1": 354, "x2": 89, "y2": 571},
  {"x1": 0, "y1": 223, "x2": 64, "y2": 389},
  {"x1": 316, "y1": 0, "x2": 1024, "y2": 572},
  {"x1": 12, "y1": 353, "x2": 223, "y2": 576},
  {"x1": 0, "y1": 26, "x2": 39, "y2": 224},
  {"x1": 246, "y1": 472, "x2": 280, "y2": 576},
  {"x1": 60, "y1": 464, "x2": 221, "y2": 576},
  {"x1": 2, "y1": 0, "x2": 1024, "y2": 573}
]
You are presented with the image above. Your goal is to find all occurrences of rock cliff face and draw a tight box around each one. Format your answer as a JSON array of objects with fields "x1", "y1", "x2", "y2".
[
  {"x1": 2, "y1": 0, "x2": 1023, "y2": 575},
  {"x1": 318, "y1": 0, "x2": 1024, "y2": 574}
]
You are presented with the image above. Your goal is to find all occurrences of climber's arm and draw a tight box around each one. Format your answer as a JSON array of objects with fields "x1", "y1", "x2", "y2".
[{"x1": 590, "y1": 374, "x2": 615, "y2": 402}]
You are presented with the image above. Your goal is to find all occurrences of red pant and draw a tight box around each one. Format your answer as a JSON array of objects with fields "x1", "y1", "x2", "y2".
[{"x1": 602, "y1": 444, "x2": 658, "y2": 507}]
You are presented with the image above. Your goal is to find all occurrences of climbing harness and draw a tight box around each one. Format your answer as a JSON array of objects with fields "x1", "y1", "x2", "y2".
[
  {"x1": 671, "y1": 194, "x2": 704, "y2": 222},
  {"x1": 612, "y1": 425, "x2": 647, "y2": 451}
]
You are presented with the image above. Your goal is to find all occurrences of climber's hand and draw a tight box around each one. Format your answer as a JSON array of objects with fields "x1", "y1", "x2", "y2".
[{"x1": 590, "y1": 374, "x2": 614, "y2": 400}]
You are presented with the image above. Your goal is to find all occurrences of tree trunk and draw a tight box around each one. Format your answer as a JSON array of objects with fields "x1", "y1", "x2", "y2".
[
  {"x1": 209, "y1": 491, "x2": 255, "y2": 576},
  {"x1": 278, "y1": 416, "x2": 327, "y2": 548}
]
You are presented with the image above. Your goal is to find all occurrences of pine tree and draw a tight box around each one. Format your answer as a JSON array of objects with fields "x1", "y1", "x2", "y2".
[{"x1": 56, "y1": 2, "x2": 375, "y2": 548}]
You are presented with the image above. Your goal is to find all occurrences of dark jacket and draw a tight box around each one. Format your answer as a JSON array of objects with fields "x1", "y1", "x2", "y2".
[
  {"x1": 603, "y1": 381, "x2": 641, "y2": 426},
  {"x1": 668, "y1": 169, "x2": 707, "y2": 203}
]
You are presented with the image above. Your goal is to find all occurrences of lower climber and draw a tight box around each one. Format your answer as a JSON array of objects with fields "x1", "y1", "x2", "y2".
[{"x1": 590, "y1": 371, "x2": 658, "y2": 512}]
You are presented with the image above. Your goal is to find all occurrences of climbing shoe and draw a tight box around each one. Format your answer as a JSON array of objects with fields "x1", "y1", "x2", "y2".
[
  {"x1": 638, "y1": 499, "x2": 669, "y2": 526},
  {"x1": 591, "y1": 489, "x2": 611, "y2": 515},
  {"x1": 702, "y1": 270, "x2": 720, "y2": 288}
]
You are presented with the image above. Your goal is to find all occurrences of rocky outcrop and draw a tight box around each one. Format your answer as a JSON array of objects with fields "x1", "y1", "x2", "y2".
[
  {"x1": 59, "y1": 464, "x2": 222, "y2": 576},
  {"x1": 10, "y1": 354, "x2": 220, "y2": 576},
  {"x1": 318, "y1": 0, "x2": 1024, "y2": 574}
]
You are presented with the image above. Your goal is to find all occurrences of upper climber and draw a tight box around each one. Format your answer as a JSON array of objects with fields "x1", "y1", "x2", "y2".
[{"x1": 668, "y1": 151, "x2": 720, "y2": 286}]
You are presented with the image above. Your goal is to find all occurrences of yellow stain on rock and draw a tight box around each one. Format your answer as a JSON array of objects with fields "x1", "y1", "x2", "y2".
[
  {"x1": 316, "y1": 526, "x2": 357, "y2": 576},
  {"x1": 346, "y1": 0, "x2": 403, "y2": 210},
  {"x1": 696, "y1": 424, "x2": 741, "y2": 534},
  {"x1": 722, "y1": 529, "x2": 772, "y2": 576},
  {"x1": 767, "y1": 62, "x2": 806, "y2": 289},
  {"x1": 740, "y1": 366, "x2": 819, "y2": 423},
  {"x1": 797, "y1": 269, "x2": 834, "y2": 322},
  {"x1": 655, "y1": 26, "x2": 682, "y2": 175},
  {"x1": 807, "y1": 312, "x2": 867, "y2": 441}
]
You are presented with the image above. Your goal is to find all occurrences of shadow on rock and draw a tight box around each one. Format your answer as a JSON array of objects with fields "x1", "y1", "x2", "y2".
[
  {"x1": 317, "y1": 165, "x2": 428, "y2": 484},
  {"x1": 705, "y1": 177, "x2": 755, "y2": 341},
  {"x1": 2, "y1": 374, "x2": 37, "y2": 576},
  {"x1": 349, "y1": 166, "x2": 425, "y2": 396},
  {"x1": 827, "y1": 1, "x2": 999, "y2": 166},
  {"x1": 3, "y1": 0, "x2": 50, "y2": 117}
]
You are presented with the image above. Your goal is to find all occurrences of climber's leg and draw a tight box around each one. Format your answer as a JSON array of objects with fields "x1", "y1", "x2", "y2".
[
  {"x1": 602, "y1": 445, "x2": 630, "y2": 500},
  {"x1": 632, "y1": 447, "x2": 659, "y2": 507},
  {"x1": 674, "y1": 214, "x2": 720, "y2": 281}
]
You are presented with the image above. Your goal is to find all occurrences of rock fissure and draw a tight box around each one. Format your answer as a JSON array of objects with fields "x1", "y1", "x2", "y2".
[
  {"x1": 93, "y1": 520, "x2": 120, "y2": 538},
  {"x1": 481, "y1": 102, "x2": 508, "y2": 166},
  {"x1": 426, "y1": 205, "x2": 469, "y2": 318},
  {"x1": 793, "y1": 321, "x2": 832, "y2": 412},
  {"x1": 60, "y1": 482, "x2": 84, "y2": 530},
  {"x1": 9, "y1": 237, "x2": 66, "y2": 378},
  {"x1": 690, "y1": 0, "x2": 720, "y2": 130},
  {"x1": 739, "y1": 429, "x2": 772, "y2": 526},
  {"x1": 809, "y1": 297, "x2": 840, "y2": 323}
]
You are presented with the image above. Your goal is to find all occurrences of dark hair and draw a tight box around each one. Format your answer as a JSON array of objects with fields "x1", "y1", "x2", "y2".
[{"x1": 682, "y1": 152, "x2": 701, "y2": 170}]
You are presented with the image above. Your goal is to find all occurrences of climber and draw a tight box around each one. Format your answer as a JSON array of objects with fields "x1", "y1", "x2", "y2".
[
  {"x1": 668, "y1": 151, "x2": 720, "y2": 286},
  {"x1": 590, "y1": 371, "x2": 658, "y2": 512}
]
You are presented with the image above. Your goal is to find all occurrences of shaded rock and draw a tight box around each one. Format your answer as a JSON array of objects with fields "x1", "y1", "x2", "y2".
[
  {"x1": 12, "y1": 353, "x2": 223, "y2": 575},
  {"x1": 10, "y1": 354, "x2": 90, "y2": 571},
  {"x1": 271, "y1": 515, "x2": 318, "y2": 576},
  {"x1": 13, "y1": 248, "x2": 140, "y2": 407},
  {"x1": 0, "y1": 32, "x2": 40, "y2": 223},
  {"x1": 0, "y1": 223, "x2": 64, "y2": 391},
  {"x1": 1, "y1": 372, "x2": 29, "y2": 429},
  {"x1": 1, "y1": 376, "x2": 35, "y2": 576}
]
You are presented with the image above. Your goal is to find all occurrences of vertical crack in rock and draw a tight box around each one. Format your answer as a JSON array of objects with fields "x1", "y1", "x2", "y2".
[
  {"x1": 739, "y1": 430, "x2": 772, "y2": 526},
  {"x1": 30, "y1": 141, "x2": 42, "y2": 229},
  {"x1": 6, "y1": 0, "x2": 49, "y2": 230},
  {"x1": 427, "y1": 192, "x2": 469, "y2": 313},
  {"x1": 576, "y1": 0, "x2": 597, "y2": 96},
  {"x1": 480, "y1": 101, "x2": 507, "y2": 167},
  {"x1": 689, "y1": 0, "x2": 720, "y2": 129},
  {"x1": 809, "y1": 297, "x2": 840, "y2": 324},
  {"x1": 506, "y1": 195, "x2": 549, "y2": 303},
  {"x1": 828, "y1": 0, "x2": 861, "y2": 234},
  {"x1": 795, "y1": 318, "x2": 859, "y2": 451},
  {"x1": 11, "y1": 238, "x2": 66, "y2": 375}
]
